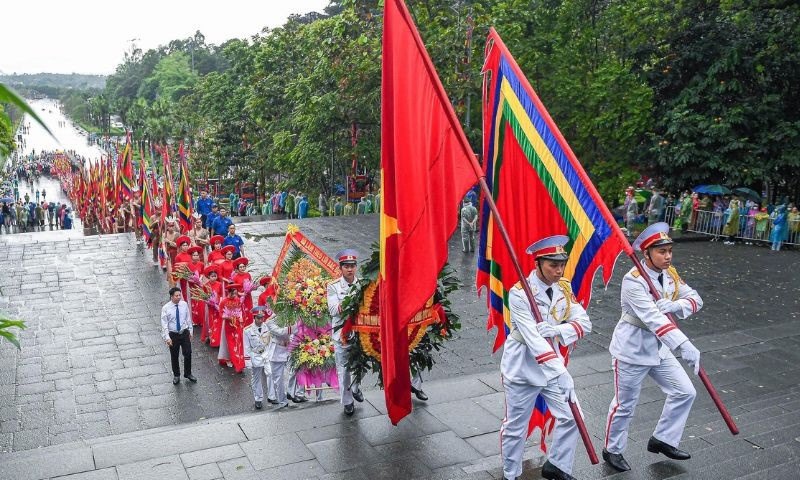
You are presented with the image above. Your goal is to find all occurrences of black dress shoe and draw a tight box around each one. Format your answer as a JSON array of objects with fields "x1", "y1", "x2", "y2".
[
  {"x1": 602, "y1": 448, "x2": 631, "y2": 472},
  {"x1": 267, "y1": 398, "x2": 279, "y2": 405},
  {"x1": 344, "y1": 403, "x2": 355, "y2": 416},
  {"x1": 288, "y1": 394, "x2": 307, "y2": 403},
  {"x1": 541, "y1": 460, "x2": 576, "y2": 480},
  {"x1": 254, "y1": 401, "x2": 262, "y2": 409},
  {"x1": 352, "y1": 390, "x2": 364, "y2": 403},
  {"x1": 185, "y1": 374, "x2": 197, "y2": 383},
  {"x1": 647, "y1": 436, "x2": 691, "y2": 460},
  {"x1": 172, "y1": 376, "x2": 180, "y2": 385},
  {"x1": 411, "y1": 386, "x2": 429, "y2": 401}
]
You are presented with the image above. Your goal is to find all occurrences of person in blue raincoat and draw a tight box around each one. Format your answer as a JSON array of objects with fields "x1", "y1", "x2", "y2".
[
  {"x1": 63, "y1": 208, "x2": 74, "y2": 230},
  {"x1": 769, "y1": 205, "x2": 788, "y2": 251}
]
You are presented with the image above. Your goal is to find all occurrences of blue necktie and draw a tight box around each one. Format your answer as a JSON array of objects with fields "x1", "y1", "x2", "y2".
[{"x1": 175, "y1": 304, "x2": 181, "y2": 332}]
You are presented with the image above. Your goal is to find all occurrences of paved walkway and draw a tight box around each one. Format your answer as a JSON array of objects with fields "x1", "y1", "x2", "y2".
[
  {"x1": 2, "y1": 360, "x2": 800, "y2": 480},
  {"x1": 1, "y1": 216, "x2": 799, "y2": 478}
]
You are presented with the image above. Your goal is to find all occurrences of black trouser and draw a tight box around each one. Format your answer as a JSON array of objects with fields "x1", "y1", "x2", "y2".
[
  {"x1": 200, "y1": 214, "x2": 207, "y2": 228},
  {"x1": 168, "y1": 330, "x2": 192, "y2": 377}
]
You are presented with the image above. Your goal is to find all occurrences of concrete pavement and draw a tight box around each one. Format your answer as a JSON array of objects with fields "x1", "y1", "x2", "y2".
[{"x1": 1, "y1": 215, "x2": 799, "y2": 478}]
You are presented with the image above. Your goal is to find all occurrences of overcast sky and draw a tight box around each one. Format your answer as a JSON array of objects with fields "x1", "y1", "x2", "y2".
[{"x1": 0, "y1": 0, "x2": 330, "y2": 75}]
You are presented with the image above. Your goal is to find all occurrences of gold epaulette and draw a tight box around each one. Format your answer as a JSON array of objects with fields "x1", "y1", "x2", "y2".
[
  {"x1": 630, "y1": 268, "x2": 641, "y2": 278},
  {"x1": 512, "y1": 281, "x2": 523, "y2": 290}
]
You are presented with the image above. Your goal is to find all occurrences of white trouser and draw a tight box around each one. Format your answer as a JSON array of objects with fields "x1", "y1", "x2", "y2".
[
  {"x1": 287, "y1": 366, "x2": 302, "y2": 397},
  {"x1": 250, "y1": 365, "x2": 272, "y2": 402},
  {"x1": 270, "y1": 360, "x2": 287, "y2": 405},
  {"x1": 501, "y1": 378, "x2": 578, "y2": 478},
  {"x1": 334, "y1": 339, "x2": 360, "y2": 405},
  {"x1": 605, "y1": 355, "x2": 696, "y2": 454},
  {"x1": 411, "y1": 371, "x2": 423, "y2": 390}
]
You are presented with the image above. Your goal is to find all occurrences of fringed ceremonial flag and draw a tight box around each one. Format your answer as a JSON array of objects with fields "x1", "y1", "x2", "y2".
[
  {"x1": 176, "y1": 142, "x2": 193, "y2": 232},
  {"x1": 160, "y1": 146, "x2": 176, "y2": 221},
  {"x1": 137, "y1": 146, "x2": 146, "y2": 227},
  {"x1": 141, "y1": 168, "x2": 153, "y2": 243},
  {"x1": 380, "y1": 0, "x2": 481, "y2": 425},
  {"x1": 119, "y1": 134, "x2": 134, "y2": 201},
  {"x1": 477, "y1": 28, "x2": 632, "y2": 449}
]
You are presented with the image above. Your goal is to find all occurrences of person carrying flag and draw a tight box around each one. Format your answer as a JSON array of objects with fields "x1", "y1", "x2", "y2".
[
  {"x1": 500, "y1": 235, "x2": 591, "y2": 480},
  {"x1": 603, "y1": 222, "x2": 702, "y2": 472}
]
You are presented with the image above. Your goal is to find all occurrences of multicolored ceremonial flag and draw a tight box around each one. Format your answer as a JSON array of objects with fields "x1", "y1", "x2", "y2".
[
  {"x1": 176, "y1": 142, "x2": 193, "y2": 232},
  {"x1": 380, "y1": 0, "x2": 481, "y2": 425},
  {"x1": 160, "y1": 146, "x2": 176, "y2": 221},
  {"x1": 477, "y1": 28, "x2": 632, "y2": 448},
  {"x1": 119, "y1": 134, "x2": 134, "y2": 201},
  {"x1": 478, "y1": 28, "x2": 632, "y2": 350},
  {"x1": 141, "y1": 167, "x2": 153, "y2": 243}
]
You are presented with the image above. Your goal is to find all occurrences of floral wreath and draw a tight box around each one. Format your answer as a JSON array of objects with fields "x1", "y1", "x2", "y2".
[{"x1": 338, "y1": 243, "x2": 461, "y2": 388}]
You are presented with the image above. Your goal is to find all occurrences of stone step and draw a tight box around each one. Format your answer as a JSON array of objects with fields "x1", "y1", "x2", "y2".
[
  {"x1": 689, "y1": 406, "x2": 800, "y2": 448},
  {"x1": 671, "y1": 440, "x2": 800, "y2": 479},
  {"x1": 738, "y1": 458, "x2": 800, "y2": 480},
  {"x1": 573, "y1": 437, "x2": 756, "y2": 479}
]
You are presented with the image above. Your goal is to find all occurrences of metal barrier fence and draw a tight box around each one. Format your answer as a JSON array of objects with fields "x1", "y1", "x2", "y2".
[{"x1": 660, "y1": 208, "x2": 799, "y2": 246}]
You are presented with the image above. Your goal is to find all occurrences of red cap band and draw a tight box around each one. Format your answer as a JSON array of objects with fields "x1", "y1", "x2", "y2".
[
  {"x1": 640, "y1": 231, "x2": 672, "y2": 251},
  {"x1": 532, "y1": 245, "x2": 566, "y2": 259}
]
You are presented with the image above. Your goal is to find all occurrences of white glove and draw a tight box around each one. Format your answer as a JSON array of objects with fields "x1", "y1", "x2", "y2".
[
  {"x1": 536, "y1": 322, "x2": 559, "y2": 338},
  {"x1": 656, "y1": 298, "x2": 681, "y2": 314},
  {"x1": 557, "y1": 371, "x2": 577, "y2": 403},
  {"x1": 680, "y1": 341, "x2": 701, "y2": 375}
]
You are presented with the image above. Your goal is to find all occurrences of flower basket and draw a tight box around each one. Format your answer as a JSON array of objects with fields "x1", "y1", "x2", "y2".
[{"x1": 288, "y1": 321, "x2": 338, "y2": 389}]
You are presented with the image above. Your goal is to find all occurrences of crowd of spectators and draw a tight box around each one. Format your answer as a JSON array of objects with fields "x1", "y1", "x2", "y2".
[
  {"x1": 1, "y1": 151, "x2": 79, "y2": 234},
  {"x1": 627, "y1": 185, "x2": 798, "y2": 251}
]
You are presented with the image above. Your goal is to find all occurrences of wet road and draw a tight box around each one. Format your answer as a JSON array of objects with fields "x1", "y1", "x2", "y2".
[
  {"x1": 1, "y1": 214, "x2": 798, "y2": 455},
  {"x1": 15, "y1": 97, "x2": 107, "y2": 162}
]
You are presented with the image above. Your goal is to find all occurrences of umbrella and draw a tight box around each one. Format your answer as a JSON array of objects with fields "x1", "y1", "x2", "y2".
[
  {"x1": 693, "y1": 184, "x2": 731, "y2": 195},
  {"x1": 0, "y1": 197, "x2": 14, "y2": 204},
  {"x1": 733, "y1": 187, "x2": 761, "y2": 203}
]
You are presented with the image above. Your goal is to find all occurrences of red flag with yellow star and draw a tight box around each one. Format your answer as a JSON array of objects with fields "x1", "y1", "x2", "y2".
[{"x1": 380, "y1": 0, "x2": 481, "y2": 425}]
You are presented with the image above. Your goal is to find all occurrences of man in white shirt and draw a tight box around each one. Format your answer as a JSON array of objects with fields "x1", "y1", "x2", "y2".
[
  {"x1": 161, "y1": 287, "x2": 196, "y2": 385},
  {"x1": 603, "y1": 222, "x2": 702, "y2": 472},
  {"x1": 327, "y1": 249, "x2": 363, "y2": 416},
  {"x1": 266, "y1": 308, "x2": 292, "y2": 409},
  {"x1": 243, "y1": 306, "x2": 275, "y2": 409},
  {"x1": 500, "y1": 235, "x2": 590, "y2": 480}
]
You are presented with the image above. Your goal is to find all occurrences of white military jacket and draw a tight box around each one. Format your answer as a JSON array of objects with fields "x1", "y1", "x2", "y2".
[
  {"x1": 265, "y1": 318, "x2": 291, "y2": 363},
  {"x1": 243, "y1": 322, "x2": 271, "y2": 368},
  {"x1": 609, "y1": 264, "x2": 703, "y2": 366},
  {"x1": 327, "y1": 276, "x2": 357, "y2": 343},
  {"x1": 501, "y1": 271, "x2": 592, "y2": 386}
]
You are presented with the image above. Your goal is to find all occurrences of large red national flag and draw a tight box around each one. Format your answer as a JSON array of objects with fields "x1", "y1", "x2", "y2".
[{"x1": 380, "y1": 0, "x2": 481, "y2": 424}]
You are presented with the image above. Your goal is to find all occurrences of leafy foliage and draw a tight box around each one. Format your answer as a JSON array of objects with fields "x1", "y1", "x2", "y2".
[
  {"x1": 0, "y1": 313, "x2": 26, "y2": 349},
  {"x1": 86, "y1": 0, "x2": 800, "y2": 202}
]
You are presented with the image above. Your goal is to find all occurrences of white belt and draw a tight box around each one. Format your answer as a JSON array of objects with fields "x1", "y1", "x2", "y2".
[
  {"x1": 620, "y1": 312, "x2": 648, "y2": 329},
  {"x1": 509, "y1": 329, "x2": 524, "y2": 343}
]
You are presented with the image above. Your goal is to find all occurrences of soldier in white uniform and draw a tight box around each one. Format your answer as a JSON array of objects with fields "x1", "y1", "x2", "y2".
[
  {"x1": 603, "y1": 222, "x2": 702, "y2": 472},
  {"x1": 266, "y1": 307, "x2": 293, "y2": 409},
  {"x1": 243, "y1": 306, "x2": 274, "y2": 409},
  {"x1": 500, "y1": 236, "x2": 591, "y2": 480},
  {"x1": 327, "y1": 249, "x2": 364, "y2": 416}
]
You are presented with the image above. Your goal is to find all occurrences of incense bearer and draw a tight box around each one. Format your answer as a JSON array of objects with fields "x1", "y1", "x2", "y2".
[
  {"x1": 603, "y1": 222, "x2": 703, "y2": 472},
  {"x1": 327, "y1": 249, "x2": 363, "y2": 416},
  {"x1": 500, "y1": 236, "x2": 591, "y2": 480}
]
